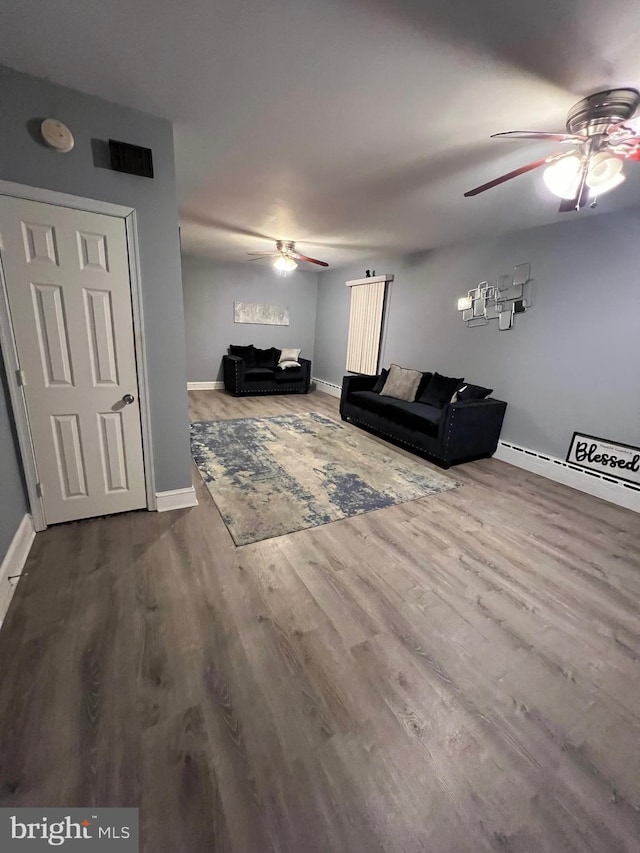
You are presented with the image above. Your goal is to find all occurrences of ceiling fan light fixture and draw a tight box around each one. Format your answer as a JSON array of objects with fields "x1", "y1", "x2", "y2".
[
  {"x1": 589, "y1": 171, "x2": 625, "y2": 196},
  {"x1": 273, "y1": 254, "x2": 298, "y2": 273},
  {"x1": 585, "y1": 152, "x2": 624, "y2": 194},
  {"x1": 543, "y1": 155, "x2": 582, "y2": 199}
]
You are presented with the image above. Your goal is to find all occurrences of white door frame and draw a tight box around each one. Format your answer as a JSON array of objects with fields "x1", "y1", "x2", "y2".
[{"x1": 0, "y1": 180, "x2": 156, "y2": 531}]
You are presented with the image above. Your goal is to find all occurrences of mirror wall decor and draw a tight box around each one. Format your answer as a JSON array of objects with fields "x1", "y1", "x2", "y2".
[{"x1": 457, "y1": 263, "x2": 533, "y2": 331}]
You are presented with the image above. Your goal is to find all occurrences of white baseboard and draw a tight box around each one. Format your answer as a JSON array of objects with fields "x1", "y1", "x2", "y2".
[
  {"x1": 187, "y1": 381, "x2": 224, "y2": 391},
  {"x1": 493, "y1": 441, "x2": 640, "y2": 513},
  {"x1": 313, "y1": 377, "x2": 342, "y2": 398},
  {"x1": 155, "y1": 486, "x2": 199, "y2": 512},
  {"x1": 0, "y1": 514, "x2": 36, "y2": 629}
]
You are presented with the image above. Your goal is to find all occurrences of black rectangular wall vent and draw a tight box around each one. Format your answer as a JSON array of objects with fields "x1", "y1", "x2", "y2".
[{"x1": 108, "y1": 139, "x2": 154, "y2": 178}]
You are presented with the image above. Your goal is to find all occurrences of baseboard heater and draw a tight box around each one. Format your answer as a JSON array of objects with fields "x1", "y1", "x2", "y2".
[
  {"x1": 495, "y1": 440, "x2": 640, "y2": 512},
  {"x1": 313, "y1": 378, "x2": 342, "y2": 398}
]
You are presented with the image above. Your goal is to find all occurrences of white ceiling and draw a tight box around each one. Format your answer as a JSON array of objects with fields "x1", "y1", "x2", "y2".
[{"x1": 2, "y1": 0, "x2": 640, "y2": 267}]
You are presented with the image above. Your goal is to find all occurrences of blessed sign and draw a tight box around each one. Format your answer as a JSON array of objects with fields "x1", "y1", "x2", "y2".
[{"x1": 566, "y1": 432, "x2": 640, "y2": 486}]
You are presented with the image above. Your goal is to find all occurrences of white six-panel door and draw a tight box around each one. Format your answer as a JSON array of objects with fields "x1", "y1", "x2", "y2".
[{"x1": 0, "y1": 196, "x2": 146, "y2": 524}]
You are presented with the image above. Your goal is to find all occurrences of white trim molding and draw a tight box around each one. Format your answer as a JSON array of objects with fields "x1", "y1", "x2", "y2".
[
  {"x1": 125, "y1": 212, "x2": 156, "y2": 510},
  {"x1": 187, "y1": 381, "x2": 225, "y2": 391},
  {"x1": 155, "y1": 486, "x2": 199, "y2": 512},
  {"x1": 0, "y1": 180, "x2": 134, "y2": 218},
  {"x1": 493, "y1": 441, "x2": 640, "y2": 513},
  {"x1": 0, "y1": 514, "x2": 36, "y2": 628},
  {"x1": 313, "y1": 377, "x2": 342, "y2": 398},
  {"x1": 345, "y1": 274, "x2": 394, "y2": 287}
]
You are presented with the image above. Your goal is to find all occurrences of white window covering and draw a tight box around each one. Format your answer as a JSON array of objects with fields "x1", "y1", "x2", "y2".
[{"x1": 345, "y1": 279, "x2": 387, "y2": 374}]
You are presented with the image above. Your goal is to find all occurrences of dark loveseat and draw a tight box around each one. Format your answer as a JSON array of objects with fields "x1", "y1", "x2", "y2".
[
  {"x1": 340, "y1": 371, "x2": 507, "y2": 467},
  {"x1": 223, "y1": 345, "x2": 311, "y2": 396}
]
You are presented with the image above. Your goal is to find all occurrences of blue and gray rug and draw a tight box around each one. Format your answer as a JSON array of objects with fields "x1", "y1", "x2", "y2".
[{"x1": 190, "y1": 412, "x2": 457, "y2": 546}]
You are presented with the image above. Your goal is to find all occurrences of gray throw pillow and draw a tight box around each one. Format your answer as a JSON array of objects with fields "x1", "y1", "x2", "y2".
[{"x1": 379, "y1": 364, "x2": 422, "y2": 402}]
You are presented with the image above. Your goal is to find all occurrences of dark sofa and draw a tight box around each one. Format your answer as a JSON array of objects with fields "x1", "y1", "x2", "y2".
[
  {"x1": 222, "y1": 345, "x2": 311, "y2": 396},
  {"x1": 340, "y1": 372, "x2": 507, "y2": 467}
]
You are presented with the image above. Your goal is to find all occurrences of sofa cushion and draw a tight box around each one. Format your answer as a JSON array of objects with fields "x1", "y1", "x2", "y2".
[
  {"x1": 371, "y1": 368, "x2": 389, "y2": 394},
  {"x1": 253, "y1": 347, "x2": 281, "y2": 369},
  {"x1": 229, "y1": 344, "x2": 255, "y2": 366},
  {"x1": 380, "y1": 364, "x2": 422, "y2": 402},
  {"x1": 456, "y1": 383, "x2": 493, "y2": 401},
  {"x1": 274, "y1": 366, "x2": 305, "y2": 383},
  {"x1": 418, "y1": 372, "x2": 464, "y2": 408},
  {"x1": 384, "y1": 400, "x2": 443, "y2": 435},
  {"x1": 243, "y1": 367, "x2": 276, "y2": 381},
  {"x1": 350, "y1": 390, "x2": 398, "y2": 416},
  {"x1": 349, "y1": 391, "x2": 441, "y2": 437}
]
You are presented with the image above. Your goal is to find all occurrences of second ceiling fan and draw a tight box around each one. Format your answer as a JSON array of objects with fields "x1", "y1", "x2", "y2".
[
  {"x1": 248, "y1": 240, "x2": 329, "y2": 273},
  {"x1": 465, "y1": 88, "x2": 640, "y2": 212}
]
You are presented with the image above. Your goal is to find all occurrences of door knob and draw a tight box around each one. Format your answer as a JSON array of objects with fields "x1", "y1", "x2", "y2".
[{"x1": 122, "y1": 394, "x2": 135, "y2": 405}]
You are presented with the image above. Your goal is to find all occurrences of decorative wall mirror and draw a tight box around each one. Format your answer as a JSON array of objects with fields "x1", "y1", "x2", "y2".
[{"x1": 457, "y1": 263, "x2": 533, "y2": 331}]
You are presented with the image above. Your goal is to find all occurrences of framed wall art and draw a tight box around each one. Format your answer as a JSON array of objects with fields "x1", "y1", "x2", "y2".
[{"x1": 566, "y1": 432, "x2": 640, "y2": 486}]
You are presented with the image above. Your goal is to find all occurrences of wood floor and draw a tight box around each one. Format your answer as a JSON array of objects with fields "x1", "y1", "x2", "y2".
[{"x1": 0, "y1": 389, "x2": 639, "y2": 853}]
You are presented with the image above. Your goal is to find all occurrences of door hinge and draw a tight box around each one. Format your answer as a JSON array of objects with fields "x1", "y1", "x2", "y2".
[
  {"x1": 15, "y1": 368, "x2": 26, "y2": 387},
  {"x1": 35, "y1": 482, "x2": 43, "y2": 499}
]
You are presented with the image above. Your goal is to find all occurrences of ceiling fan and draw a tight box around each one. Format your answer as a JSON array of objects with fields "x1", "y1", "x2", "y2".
[
  {"x1": 464, "y1": 88, "x2": 640, "y2": 212},
  {"x1": 248, "y1": 240, "x2": 329, "y2": 273}
]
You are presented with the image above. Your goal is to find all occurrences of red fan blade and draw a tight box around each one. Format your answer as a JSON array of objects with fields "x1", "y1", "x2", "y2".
[
  {"x1": 464, "y1": 152, "x2": 568, "y2": 197},
  {"x1": 294, "y1": 253, "x2": 329, "y2": 267},
  {"x1": 491, "y1": 130, "x2": 583, "y2": 144},
  {"x1": 606, "y1": 115, "x2": 640, "y2": 135}
]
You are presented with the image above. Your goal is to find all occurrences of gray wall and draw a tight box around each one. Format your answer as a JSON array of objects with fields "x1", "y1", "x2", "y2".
[
  {"x1": 314, "y1": 210, "x2": 640, "y2": 459},
  {"x1": 0, "y1": 64, "x2": 192, "y2": 532},
  {"x1": 182, "y1": 255, "x2": 319, "y2": 381}
]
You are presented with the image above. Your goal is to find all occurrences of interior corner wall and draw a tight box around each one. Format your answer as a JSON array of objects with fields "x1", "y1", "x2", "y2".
[
  {"x1": 182, "y1": 255, "x2": 319, "y2": 382},
  {"x1": 0, "y1": 354, "x2": 28, "y2": 562},
  {"x1": 314, "y1": 209, "x2": 640, "y2": 460},
  {"x1": 0, "y1": 65, "x2": 192, "y2": 504}
]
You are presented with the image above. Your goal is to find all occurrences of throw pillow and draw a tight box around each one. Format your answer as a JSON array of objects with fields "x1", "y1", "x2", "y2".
[
  {"x1": 379, "y1": 364, "x2": 422, "y2": 402},
  {"x1": 278, "y1": 347, "x2": 301, "y2": 364},
  {"x1": 455, "y1": 383, "x2": 493, "y2": 401},
  {"x1": 253, "y1": 346, "x2": 281, "y2": 369},
  {"x1": 228, "y1": 344, "x2": 255, "y2": 366},
  {"x1": 418, "y1": 372, "x2": 464, "y2": 408},
  {"x1": 415, "y1": 371, "x2": 433, "y2": 400},
  {"x1": 278, "y1": 360, "x2": 301, "y2": 369},
  {"x1": 372, "y1": 368, "x2": 389, "y2": 393}
]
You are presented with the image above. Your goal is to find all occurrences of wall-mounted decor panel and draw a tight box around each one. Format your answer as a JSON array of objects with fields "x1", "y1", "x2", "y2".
[
  {"x1": 457, "y1": 263, "x2": 533, "y2": 331},
  {"x1": 234, "y1": 302, "x2": 290, "y2": 325}
]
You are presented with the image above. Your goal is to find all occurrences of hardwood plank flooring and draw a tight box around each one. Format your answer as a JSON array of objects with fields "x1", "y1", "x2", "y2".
[{"x1": 0, "y1": 388, "x2": 639, "y2": 852}]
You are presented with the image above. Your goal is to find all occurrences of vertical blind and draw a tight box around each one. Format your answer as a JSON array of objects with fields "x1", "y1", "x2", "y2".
[{"x1": 345, "y1": 278, "x2": 386, "y2": 375}]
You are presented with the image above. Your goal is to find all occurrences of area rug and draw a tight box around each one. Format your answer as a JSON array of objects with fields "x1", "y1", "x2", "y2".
[{"x1": 190, "y1": 412, "x2": 457, "y2": 546}]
